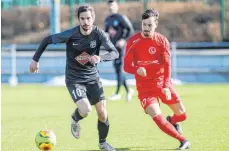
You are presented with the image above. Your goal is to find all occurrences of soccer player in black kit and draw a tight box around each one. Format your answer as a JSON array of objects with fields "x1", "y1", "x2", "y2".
[
  {"x1": 105, "y1": 0, "x2": 134, "y2": 102},
  {"x1": 30, "y1": 5, "x2": 118, "y2": 151}
]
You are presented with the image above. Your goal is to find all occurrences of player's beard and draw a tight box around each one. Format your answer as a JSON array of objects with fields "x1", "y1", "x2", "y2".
[
  {"x1": 80, "y1": 24, "x2": 92, "y2": 35},
  {"x1": 82, "y1": 24, "x2": 90, "y2": 31},
  {"x1": 143, "y1": 30, "x2": 151, "y2": 37}
]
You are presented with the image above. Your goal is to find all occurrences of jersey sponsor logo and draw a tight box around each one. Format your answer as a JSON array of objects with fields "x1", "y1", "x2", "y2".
[
  {"x1": 137, "y1": 60, "x2": 159, "y2": 65},
  {"x1": 75, "y1": 52, "x2": 90, "y2": 65},
  {"x1": 90, "y1": 40, "x2": 96, "y2": 48},
  {"x1": 149, "y1": 47, "x2": 156, "y2": 54}
]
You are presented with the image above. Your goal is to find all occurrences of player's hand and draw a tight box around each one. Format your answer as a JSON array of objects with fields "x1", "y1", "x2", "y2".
[
  {"x1": 116, "y1": 39, "x2": 126, "y2": 48},
  {"x1": 163, "y1": 88, "x2": 172, "y2": 100},
  {"x1": 137, "y1": 67, "x2": 147, "y2": 77},
  {"x1": 90, "y1": 55, "x2": 101, "y2": 64},
  {"x1": 29, "y1": 60, "x2": 39, "y2": 73}
]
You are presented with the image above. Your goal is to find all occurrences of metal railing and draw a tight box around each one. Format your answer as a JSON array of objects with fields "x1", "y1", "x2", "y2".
[{"x1": 2, "y1": 42, "x2": 229, "y2": 85}]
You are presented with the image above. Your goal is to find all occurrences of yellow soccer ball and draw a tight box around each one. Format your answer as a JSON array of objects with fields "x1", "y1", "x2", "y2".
[{"x1": 35, "y1": 130, "x2": 56, "y2": 151}]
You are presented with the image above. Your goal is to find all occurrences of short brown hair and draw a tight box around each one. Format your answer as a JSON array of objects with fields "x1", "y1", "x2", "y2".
[
  {"x1": 142, "y1": 9, "x2": 159, "y2": 20},
  {"x1": 77, "y1": 4, "x2": 95, "y2": 18}
]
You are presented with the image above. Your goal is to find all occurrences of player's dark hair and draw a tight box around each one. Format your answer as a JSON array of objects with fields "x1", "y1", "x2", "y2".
[
  {"x1": 107, "y1": 0, "x2": 118, "y2": 4},
  {"x1": 142, "y1": 9, "x2": 159, "y2": 21},
  {"x1": 77, "y1": 4, "x2": 95, "y2": 19},
  {"x1": 107, "y1": 0, "x2": 117, "y2": 4}
]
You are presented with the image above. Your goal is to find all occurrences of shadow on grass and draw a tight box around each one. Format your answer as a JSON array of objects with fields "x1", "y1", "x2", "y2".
[{"x1": 80, "y1": 146, "x2": 176, "y2": 151}]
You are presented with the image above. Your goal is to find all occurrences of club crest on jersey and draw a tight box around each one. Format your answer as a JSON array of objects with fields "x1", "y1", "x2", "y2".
[
  {"x1": 113, "y1": 20, "x2": 119, "y2": 26},
  {"x1": 90, "y1": 40, "x2": 96, "y2": 48},
  {"x1": 75, "y1": 52, "x2": 90, "y2": 65},
  {"x1": 149, "y1": 47, "x2": 156, "y2": 54}
]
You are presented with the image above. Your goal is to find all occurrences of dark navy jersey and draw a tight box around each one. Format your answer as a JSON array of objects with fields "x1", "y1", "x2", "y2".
[
  {"x1": 105, "y1": 14, "x2": 134, "y2": 45},
  {"x1": 33, "y1": 25, "x2": 118, "y2": 84}
]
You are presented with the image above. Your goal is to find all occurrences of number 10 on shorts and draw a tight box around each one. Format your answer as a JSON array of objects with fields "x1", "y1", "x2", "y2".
[{"x1": 72, "y1": 88, "x2": 83, "y2": 100}]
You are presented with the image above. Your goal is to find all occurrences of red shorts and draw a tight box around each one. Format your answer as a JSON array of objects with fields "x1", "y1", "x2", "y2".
[{"x1": 138, "y1": 85, "x2": 181, "y2": 110}]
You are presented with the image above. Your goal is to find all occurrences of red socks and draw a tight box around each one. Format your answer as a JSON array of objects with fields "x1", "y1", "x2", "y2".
[
  {"x1": 170, "y1": 113, "x2": 187, "y2": 125},
  {"x1": 153, "y1": 114, "x2": 185, "y2": 142}
]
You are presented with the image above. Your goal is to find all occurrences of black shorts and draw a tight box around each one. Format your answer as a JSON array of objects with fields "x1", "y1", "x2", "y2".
[{"x1": 67, "y1": 81, "x2": 105, "y2": 105}]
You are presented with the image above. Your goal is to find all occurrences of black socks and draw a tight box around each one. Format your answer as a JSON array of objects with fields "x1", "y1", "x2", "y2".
[
  {"x1": 98, "y1": 118, "x2": 110, "y2": 143},
  {"x1": 72, "y1": 108, "x2": 84, "y2": 122}
]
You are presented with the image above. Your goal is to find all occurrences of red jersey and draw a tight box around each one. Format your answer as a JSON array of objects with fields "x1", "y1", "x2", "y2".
[{"x1": 124, "y1": 32, "x2": 171, "y2": 91}]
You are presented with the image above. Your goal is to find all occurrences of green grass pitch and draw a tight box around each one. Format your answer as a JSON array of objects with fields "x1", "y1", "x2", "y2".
[{"x1": 1, "y1": 84, "x2": 229, "y2": 151}]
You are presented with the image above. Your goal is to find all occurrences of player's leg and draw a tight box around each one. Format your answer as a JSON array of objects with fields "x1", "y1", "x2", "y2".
[
  {"x1": 95, "y1": 100, "x2": 115, "y2": 151},
  {"x1": 122, "y1": 71, "x2": 128, "y2": 92},
  {"x1": 74, "y1": 98, "x2": 92, "y2": 120},
  {"x1": 67, "y1": 84, "x2": 92, "y2": 139},
  {"x1": 95, "y1": 100, "x2": 109, "y2": 144},
  {"x1": 108, "y1": 60, "x2": 121, "y2": 101},
  {"x1": 120, "y1": 63, "x2": 134, "y2": 102},
  {"x1": 87, "y1": 82, "x2": 115, "y2": 151},
  {"x1": 115, "y1": 47, "x2": 124, "y2": 94},
  {"x1": 71, "y1": 98, "x2": 92, "y2": 139},
  {"x1": 117, "y1": 61, "x2": 134, "y2": 102},
  {"x1": 168, "y1": 86, "x2": 187, "y2": 124},
  {"x1": 141, "y1": 96, "x2": 186, "y2": 143},
  {"x1": 160, "y1": 86, "x2": 187, "y2": 134},
  {"x1": 167, "y1": 102, "x2": 187, "y2": 126},
  {"x1": 159, "y1": 87, "x2": 190, "y2": 150},
  {"x1": 115, "y1": 60, "x2": 123, "y2": 94}
]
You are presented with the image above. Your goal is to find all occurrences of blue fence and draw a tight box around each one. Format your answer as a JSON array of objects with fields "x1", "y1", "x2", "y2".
[
  {"x1": 176, "y1": 54, "x2": 229, "y2": 83},
  {"x1": 1, "y1": 43, "x2": 229, "y2": 84}
]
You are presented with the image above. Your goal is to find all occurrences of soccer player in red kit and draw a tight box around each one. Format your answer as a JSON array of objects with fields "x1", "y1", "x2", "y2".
[{"x1": 124, "y1": 9, "x2": 190, "y2": 150}]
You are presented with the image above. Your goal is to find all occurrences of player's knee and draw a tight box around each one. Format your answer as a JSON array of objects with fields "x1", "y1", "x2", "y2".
[
  {"x1": 98, "y1": 111, "x2": 107, "y2": 122},
  {"x1": 78, "y1": 104, "x2": 92, "y2": 117},
  {"x1": 182, "y1": 112, "x2": 187, "y2": 121},
  {"x1": 79, "y1": 106, "x2": 92, "y2": 117},
  {"x1": 176, "y1": 112, "x2": 187, "y2": 122},
  {"x1": 99, "y1": 115, "x2": 107, "y2": 122}
]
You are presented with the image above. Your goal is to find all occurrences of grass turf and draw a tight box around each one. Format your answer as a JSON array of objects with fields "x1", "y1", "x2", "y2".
[{"x1": 1, "y1": 84, "x2": 229, "y2": 151}]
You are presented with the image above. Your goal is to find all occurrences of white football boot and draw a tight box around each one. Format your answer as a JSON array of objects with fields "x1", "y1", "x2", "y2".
[
  {"x1": 108, "y1": 94, "x2": 121, "y2": 101},
  {"x1": 99, "y1": 142, "x2": 116, "y2": 151},
  {"x1": 126, "y1": 88, "x2": 134, "y2": 102}
]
